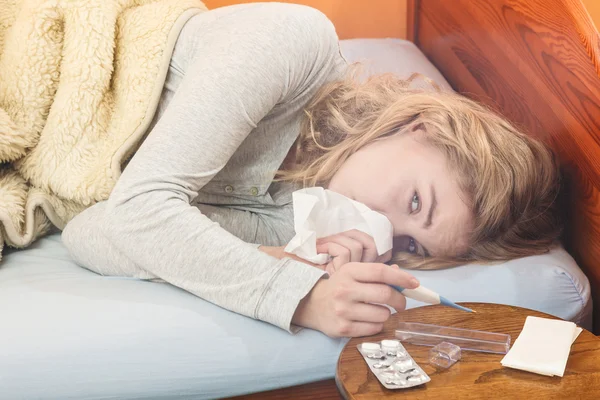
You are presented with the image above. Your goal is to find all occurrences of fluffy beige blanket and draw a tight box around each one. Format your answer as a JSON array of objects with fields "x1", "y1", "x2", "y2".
[{"x1": 0, "y1": 0, "x2": 207, "y2": 259}]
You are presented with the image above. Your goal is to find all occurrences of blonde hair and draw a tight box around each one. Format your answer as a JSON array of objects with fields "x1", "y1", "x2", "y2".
[{"x1": 278, "y1": 71, "x2": 561, "y2": 270}]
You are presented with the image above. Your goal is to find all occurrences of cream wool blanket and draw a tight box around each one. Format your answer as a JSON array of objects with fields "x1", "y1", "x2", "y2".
[{"x1": 0, "y1": 0, "x2": 207, "y2": 259}]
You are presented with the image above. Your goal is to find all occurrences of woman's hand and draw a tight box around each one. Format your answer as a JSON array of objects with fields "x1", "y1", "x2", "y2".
[
  {"x1": 292, "y1": 263, "x2": 419, "y2": 338},
  {"x1": 316, "y1": 230, "x2": 393, "y2": 275},
  {"x1": 259, "y1": 229, "x2": 393, "y2": 274}
]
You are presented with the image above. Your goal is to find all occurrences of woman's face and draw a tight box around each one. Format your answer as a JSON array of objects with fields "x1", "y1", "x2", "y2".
[{"x1": 327, "y1": 129, "x2": 473, "y2": 258}]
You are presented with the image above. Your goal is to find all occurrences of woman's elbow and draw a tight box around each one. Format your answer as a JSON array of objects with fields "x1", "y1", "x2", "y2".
[
  {"x1": 61, "y1": 201, "x2": 127, "y2": 277},
  {"x1": 62, "y1": 203, "x2": 154, "y2": 280},
  {"x1": 62, "y1": 210, "x2": 105, "y2": 272}
]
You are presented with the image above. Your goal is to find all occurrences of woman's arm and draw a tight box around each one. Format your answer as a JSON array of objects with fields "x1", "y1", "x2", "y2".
[{"x1": 62, "y1": 4, "x2": 343, "y2": 332}]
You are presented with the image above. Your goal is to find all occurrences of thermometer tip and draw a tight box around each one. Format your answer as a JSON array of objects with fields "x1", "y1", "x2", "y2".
[{"x1": 440, "y1": 296, "x2": 474, "y2": 313}]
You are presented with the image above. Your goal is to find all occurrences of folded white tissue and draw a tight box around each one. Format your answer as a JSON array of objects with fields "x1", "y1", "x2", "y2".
[
  {"x1": 284, "y1": 187, "x2": 394, "y2": 265},
  {"x1": 501, "y1": 316, "x2": 583, "y2": 377}
]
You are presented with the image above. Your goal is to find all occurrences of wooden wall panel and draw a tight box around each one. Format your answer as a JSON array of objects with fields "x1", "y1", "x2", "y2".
[{"x1": 412, "y1": 0, "x2": 600, "y2": 332}]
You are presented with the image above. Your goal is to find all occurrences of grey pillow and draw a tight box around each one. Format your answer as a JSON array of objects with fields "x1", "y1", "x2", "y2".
[{"x1": 339, "y1": 38, "x2": 453, "y2": 91}]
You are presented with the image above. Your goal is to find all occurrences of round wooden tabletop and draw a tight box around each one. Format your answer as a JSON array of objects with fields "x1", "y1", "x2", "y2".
[{"x1": 336, "y1": 303, "x2": 600, "y2": 399}]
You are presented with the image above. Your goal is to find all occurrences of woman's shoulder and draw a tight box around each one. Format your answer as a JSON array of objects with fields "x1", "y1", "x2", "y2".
[
  {"x1": 273, "y1": 4, "x2": 341, "y2": 66},
  {"x1": 211, "y1": 3, "x2": 341, "y2": 68}
]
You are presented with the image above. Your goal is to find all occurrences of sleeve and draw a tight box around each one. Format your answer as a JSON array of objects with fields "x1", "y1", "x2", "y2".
[{"x1": 61, "y1": 3, "x2": 343, "y2": 332}]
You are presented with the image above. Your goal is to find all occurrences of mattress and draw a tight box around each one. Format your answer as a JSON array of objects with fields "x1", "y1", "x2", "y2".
[{"x1": 0, "y1": 39, "x2": 591, "y2": 400}]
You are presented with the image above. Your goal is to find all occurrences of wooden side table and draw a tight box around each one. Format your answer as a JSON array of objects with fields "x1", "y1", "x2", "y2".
[{"x1": 336, "y1": 303, "x2": 600, "y2": 399}]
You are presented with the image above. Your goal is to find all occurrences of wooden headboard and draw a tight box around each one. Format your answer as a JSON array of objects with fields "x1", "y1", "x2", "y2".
[{"x1": 409, "y1": 0, "x2": 600, "y2": 332}]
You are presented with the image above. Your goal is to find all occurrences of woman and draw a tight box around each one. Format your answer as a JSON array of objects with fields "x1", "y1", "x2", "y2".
[{"x1": 62, "y1": 3, "x2": 560, "y2": 338}]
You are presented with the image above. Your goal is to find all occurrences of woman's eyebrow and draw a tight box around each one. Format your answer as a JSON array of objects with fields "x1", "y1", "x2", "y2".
[{"x1": 422, "y1": 184, "x2": 437, "y2": 229}]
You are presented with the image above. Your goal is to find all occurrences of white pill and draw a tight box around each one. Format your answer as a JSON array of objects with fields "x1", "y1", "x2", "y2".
[
  {"x1": 361, "y1": 342, "x2": 381, "y2": 351},
  {"x1": 379, "y1": 370, "x2": 399, "y2": 380},
  {"x1": 396, "y1": 350, "x2": 408, "y2": 358},
  {"x1": 372, "y1": 362, "x2": 391, "y2": 369},
  {"x1": 381, "y1": 340, "x2": 400, "y2": 349},
  {"x1": 407, "y1": 374, "x2": 425, "y2": 383},
  {"x1": 366, "y1": 350, "x2": 385, "y2": 359},
  {"x1": 385, "y1": 378, "x2": 407, "y2": 386},
  {"x1": 390, "y1": 358, "x2": 414, "y2": 372}
]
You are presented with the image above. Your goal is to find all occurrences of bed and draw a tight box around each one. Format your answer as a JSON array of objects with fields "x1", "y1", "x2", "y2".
[{"x1": 0, "y1": 0, "x2": 598, "y2": 399}]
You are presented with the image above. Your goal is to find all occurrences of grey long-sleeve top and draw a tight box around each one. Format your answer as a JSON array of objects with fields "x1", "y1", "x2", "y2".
[{"x1": 61, "y1": 3, "x2": 348, "y2": 332}]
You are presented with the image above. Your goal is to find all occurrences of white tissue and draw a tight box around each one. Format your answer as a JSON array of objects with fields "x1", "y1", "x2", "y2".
[
  {"x1": 500, "y1": 316, "x2": 583, "y2": 377},
  {"x1": 284, "y1": 187, "x2": 394, "y2": 264}
]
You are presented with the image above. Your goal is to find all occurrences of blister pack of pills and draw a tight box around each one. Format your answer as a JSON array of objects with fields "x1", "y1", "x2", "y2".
[{"x1": 357, "y1": 340, "x2": 430, "y2": 389}]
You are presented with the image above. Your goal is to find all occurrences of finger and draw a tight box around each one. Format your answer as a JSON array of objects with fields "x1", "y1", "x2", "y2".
[
  {"x1": 345, "y1": 263, "x2": 420, "y2": 289},
  {"x1": 349, "y1": 282, "x2": 407, "y2": 312},
  {"x1": 331, "y1": 249, "x2": 352, "y2": 272},
  {"x1": 337, "y1": 229, "x2": 379, "y2": 262},
  {"x1": 316, "y1": 242, "x2": 351, "y2": 267},
  {"x1": 317, "y1": 235, "x2": 364, "y2": 263},
  {"x1": 335, "y1": 302, "x2": 392, "y2": 323},
  {"x1": 338, "y1": 321, "x2": 384, "y2": 338}
]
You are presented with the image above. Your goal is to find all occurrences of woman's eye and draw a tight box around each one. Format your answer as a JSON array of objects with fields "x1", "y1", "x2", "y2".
[
  {"x1": 408, "y1": 238, "x2": 417, "y2": 254},
  {"x1": 411, "y1": 192, "x2": 420, "y2": 213}
]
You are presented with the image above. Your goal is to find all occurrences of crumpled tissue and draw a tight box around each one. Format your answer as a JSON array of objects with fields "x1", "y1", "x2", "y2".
[{"x1": 284, "y1": 187, "x2": 394, "y2": 264}]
